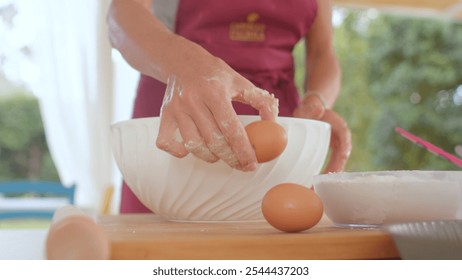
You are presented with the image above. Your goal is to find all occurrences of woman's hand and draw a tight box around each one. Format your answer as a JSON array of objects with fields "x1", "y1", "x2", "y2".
[
  {"x1": 156, "y1": 57, "x2": 279, "y2": 172},
  {"x1": 293, "y1": 94, "x2": 352, "y2": 173},
  {"x1": 108, "y1": 1, "x2": 279, "y2": 171}
]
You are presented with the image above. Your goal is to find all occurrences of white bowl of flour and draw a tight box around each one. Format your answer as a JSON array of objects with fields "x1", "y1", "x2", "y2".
[{"x1": 313, "y1": 171, "x2": 462, "y2": 227}]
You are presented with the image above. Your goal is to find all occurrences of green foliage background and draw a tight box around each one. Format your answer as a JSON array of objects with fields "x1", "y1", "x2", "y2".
[
  {"x1": 0, "y1": 93, "x2": 59, "y2": 180},
  {"x1": 296, "y1": 11, "x2": 462, "y2": 172}
]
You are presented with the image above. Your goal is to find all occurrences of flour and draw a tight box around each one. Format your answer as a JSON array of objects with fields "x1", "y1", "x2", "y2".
[
  {"x1": 242, "y1": 87, "x2": 279, "y2": 116},
  {"x1": 184, "y1": 140, "x2": 217, "y2": 162},
  {"x1": 208, "y1": 132, "x2": 239, "y2": 168}
]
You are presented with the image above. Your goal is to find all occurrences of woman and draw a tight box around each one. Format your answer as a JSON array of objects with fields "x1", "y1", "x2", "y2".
[{"x1": 107, "y1": 0, "x2": 351, "y2": 213}]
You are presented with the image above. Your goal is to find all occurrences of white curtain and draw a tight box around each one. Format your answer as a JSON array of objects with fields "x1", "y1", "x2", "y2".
[{"x1": 14, "y1": 0, "x2": 137, "y2": 212}]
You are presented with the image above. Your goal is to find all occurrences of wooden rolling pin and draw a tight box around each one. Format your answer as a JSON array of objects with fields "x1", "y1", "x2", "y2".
[{"x1": 46, "y1": 205, "x2": 110, "y2": 260}]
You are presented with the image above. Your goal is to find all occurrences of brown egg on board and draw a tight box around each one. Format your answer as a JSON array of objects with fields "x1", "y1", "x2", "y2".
[
  {"x1": 245, "y1": 120, "x2": 288, "y2": 163},
  {"x1": 261, "y1": 183, "x2": 324, "y2": 233}
]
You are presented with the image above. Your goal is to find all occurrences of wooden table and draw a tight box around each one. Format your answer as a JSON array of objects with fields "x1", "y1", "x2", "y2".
[{"x1": 98, "y1": 214, "x2": 400, "y2": 260}]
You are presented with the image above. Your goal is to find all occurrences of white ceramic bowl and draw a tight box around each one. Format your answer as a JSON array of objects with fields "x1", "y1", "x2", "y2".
[
  {"x1": 313, "y1": 171, "x2": 462, "y2": 227},
  {"x1": 111, "y1": 116, "x2": 331, "y2": 222}
]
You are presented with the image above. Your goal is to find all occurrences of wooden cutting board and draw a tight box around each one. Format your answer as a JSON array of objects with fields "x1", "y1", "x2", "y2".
[{"x1": 97, "y1": 214, "x2": 400, "y2": 260}]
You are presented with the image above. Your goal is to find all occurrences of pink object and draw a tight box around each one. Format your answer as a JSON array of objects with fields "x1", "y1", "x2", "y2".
[{"x1": 395, "y1": 127, "x2": 462, "y2": 168}]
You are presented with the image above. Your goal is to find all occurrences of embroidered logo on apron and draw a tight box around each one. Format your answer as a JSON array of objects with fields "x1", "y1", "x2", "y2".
[{"x1": 229, "y1": 12, "x2": 266, "y2": 42}]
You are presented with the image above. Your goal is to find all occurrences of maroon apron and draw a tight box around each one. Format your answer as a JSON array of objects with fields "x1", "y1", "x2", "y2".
[{"x1": 121, "y1": 0, "x2": 318, "y2": 213}]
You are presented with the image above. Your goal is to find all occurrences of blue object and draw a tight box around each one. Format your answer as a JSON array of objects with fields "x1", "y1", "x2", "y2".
[{"x1": 0, "y1": 180, "x2": 76, "y2": 219}]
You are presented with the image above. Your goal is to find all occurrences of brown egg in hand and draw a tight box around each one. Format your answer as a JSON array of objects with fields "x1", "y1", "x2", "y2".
[
  {"x1": 245, "y1": 120, "x2": 288, "y2": 163},
  {"x1": 261, "y1": 183, "x2": 324, "y2": 233}
]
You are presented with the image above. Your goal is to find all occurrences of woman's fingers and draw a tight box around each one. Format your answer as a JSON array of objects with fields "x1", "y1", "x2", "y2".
[
  {"x1": 321, "y1": 110, "x2": 352, "y2": 173},
  {"x1": 157, "y1": 76, "x2": 219, "y2": 163},
  {"x1": 206, "y1": 98, "x2": 257, "y2": 171},
  {"x1": 233, "y1": 87, "x2": 279, "y2": 121},
  {"x1": 214, "y1": 85, "x2": 281, "y2": 170},
  {"x1": 156, "y1": 77, "x2": 188, "y2": 157},
  {"x1": 176, "y1": 113, "x2": 219, "y2": 163},
  {"x1": 293, "y1": 98, "x2": 352, "y2": 173},
  {"x1": 157, "y1": 76, "x2": 276, "y2": 171},
  {"x1": 293, "y1": 94, "x2": 326, "y2": 120}
]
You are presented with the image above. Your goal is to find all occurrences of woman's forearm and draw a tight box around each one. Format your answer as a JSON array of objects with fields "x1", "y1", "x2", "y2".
[
  {"x1": 305, "y1": 47, "x2": 341, "y2": 108},
  {"x1": 303, "y1": 0, "x2": 340, "y2": 109},
  {"x1": 107, "y1": 0, "x2": 211, "y2": 83}
]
